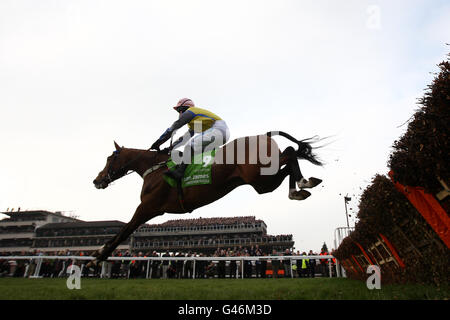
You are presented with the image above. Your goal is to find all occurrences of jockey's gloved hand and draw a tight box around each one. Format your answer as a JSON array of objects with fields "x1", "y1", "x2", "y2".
[
  {"x1": 150, "y1": 141, "x2": 161, "y2": 151},
  {"x1": 159, "y1": 147, "x2": 170, "y2": 155}
]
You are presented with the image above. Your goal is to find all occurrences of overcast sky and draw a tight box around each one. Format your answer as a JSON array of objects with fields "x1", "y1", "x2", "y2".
[{"x1": 1, "y1": 0, "x2": 449, "y2": 253}]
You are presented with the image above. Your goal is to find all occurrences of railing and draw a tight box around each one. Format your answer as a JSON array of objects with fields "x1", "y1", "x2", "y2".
[
  {"x1": 136, "y1": 227, "x2": 267, "y2": 237},
  {"x1": 137, "y1": 223, "x2": 267, "y2": 235},
  {"x1": 0, "y1": 255, "x2": 337, "y2": 279},
  {"x1": 333, "y1": 227, "x2": 355, "y2": 278},
  {"x1": 133, "y1": 237, "x2": 293, "y2": 249}
]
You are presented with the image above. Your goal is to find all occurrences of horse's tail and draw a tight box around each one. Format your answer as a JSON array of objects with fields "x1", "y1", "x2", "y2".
[{"x1": 266, "y1": 131, "x2": 323, "y2": 166}]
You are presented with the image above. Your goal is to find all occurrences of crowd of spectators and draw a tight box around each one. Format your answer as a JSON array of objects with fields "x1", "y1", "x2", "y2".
[
  {"x1": 144, "y1": 216, "x2": 264, "y2": 229},
  {"x1": 0, "y1": 250, "x2": 93, "y2": 278},
  {"x1": 0, "y1": 247, "x2": 336, "y2": 279}
]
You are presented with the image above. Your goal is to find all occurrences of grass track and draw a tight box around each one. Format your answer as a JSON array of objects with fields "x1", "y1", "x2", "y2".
[{"x1": 0, "y1": 278, "x2": 448, "y2": 300}]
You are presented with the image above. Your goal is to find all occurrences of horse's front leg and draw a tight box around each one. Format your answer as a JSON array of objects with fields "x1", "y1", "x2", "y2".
[{"x1": 87, "y1": 200, "x2": 162, "y2": 267}]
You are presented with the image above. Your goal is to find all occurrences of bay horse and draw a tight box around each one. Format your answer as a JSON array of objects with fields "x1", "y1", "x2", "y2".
[{"x1": 88, "y1": 131, "x2": 322, "y2": 266}]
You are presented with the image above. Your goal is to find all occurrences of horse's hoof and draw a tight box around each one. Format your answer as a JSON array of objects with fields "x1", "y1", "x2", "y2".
[
  {"x1": 297, "y1": 177, "x2": 322, "y2": 189},
  {"x1": 289, "y1": 189, "x2": 311, "y2": 200},
  {"x1": 86, "y1": 259, "x2": 101, "y2": 269}
]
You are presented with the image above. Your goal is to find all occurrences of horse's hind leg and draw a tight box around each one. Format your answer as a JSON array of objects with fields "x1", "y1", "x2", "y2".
[
  {"x1": 297, "y1": 177, "x2": 322, "y2": 189},
  {"x1": 250, "y1": 146, "x2": 315, "y2": 200},
  {"x1": 251, "y1": 165, "x2": 289, "y2": 194},
  {"x1": 288, "y1": 169, "x2": 312, "y2": 200},
  {"x1": 294, "y1": 144, "x2": 322, "y2": 189},
  {"x1": 287, "y1": 146, "x2": 322, "y2": 190},
  {"x1": 284, "y1": 146, "x2": 312, "y2": 200}
]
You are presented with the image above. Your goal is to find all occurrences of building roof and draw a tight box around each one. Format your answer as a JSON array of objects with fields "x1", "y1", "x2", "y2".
[
  {"x1": 38, "y1": 220, "x2": 125, "y2": 230},
  {"x1": 0, "y1": 210, "x2": 81, "y2": 221}
]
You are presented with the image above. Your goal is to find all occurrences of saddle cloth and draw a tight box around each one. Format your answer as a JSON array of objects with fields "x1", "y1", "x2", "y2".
[{"x1": 163, "y1": 149, "x2": 216, "y2": 188}]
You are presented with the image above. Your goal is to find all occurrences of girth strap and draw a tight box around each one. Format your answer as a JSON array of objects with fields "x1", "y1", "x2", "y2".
[{"x1": 143, "y1": 160, "x2": 193, "y2": 213}]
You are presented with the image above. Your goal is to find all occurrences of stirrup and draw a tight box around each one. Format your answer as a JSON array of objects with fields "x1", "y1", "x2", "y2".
[{"x1": 297, "y1": 177, "x2": 322, "y2": 189}]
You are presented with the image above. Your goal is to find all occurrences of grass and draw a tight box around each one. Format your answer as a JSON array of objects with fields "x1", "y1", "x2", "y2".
[{"x1": 0, "y1": 277, "x2": 448, "y2": 300}]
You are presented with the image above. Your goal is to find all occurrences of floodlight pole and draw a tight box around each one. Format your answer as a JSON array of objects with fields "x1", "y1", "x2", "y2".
[{"x1": 344, "y1": 196, "x2": 350, "y2": 228}]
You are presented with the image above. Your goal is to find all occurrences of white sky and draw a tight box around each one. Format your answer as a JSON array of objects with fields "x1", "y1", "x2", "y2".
[{"x1": 1, "y1": 0, "x2": 449, "y2": 253}]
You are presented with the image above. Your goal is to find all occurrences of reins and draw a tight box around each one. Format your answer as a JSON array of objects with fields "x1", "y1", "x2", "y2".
[
  {"x1": 114, "y1": 135, "x2": 175, "y2": 179},
  {"x1": 109, "y1": 147, "x2": 168, "y2": 181},
  {"x1": 106, "y1": 140, "x2": 190, "y2": 213}
]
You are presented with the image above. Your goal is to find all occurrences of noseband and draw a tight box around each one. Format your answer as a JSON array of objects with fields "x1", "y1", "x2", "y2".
[{"x1": 102, "y1": 150, "x2": 131, "y2": 186}]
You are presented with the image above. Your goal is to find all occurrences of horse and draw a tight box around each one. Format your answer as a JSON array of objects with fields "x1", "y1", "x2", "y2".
[{"x1": 88, "y1": 131, "x2": 323, "y2": 266}]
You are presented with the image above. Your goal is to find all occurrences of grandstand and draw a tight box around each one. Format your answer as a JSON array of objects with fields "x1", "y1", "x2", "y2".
[
  {"x1": 0, "y1": 211, "x2": 294, "y2": 255},
  {"x1": 0, "y1": 210, "x2": 80, "y2": 252},
  {"x1": 0, "y1": 210, "x2": 129, "y2": 254},
  {"x1": 33, "y1": 220, "x2": 129, "y2": 253},
  {"x1": 132, "y1": 216, "x2": 294, "y2": 254}
]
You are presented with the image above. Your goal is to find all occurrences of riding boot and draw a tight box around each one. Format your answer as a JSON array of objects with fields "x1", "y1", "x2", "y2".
[{"x1": 164, "y1": 163, "x2": 188, "y2": 182}]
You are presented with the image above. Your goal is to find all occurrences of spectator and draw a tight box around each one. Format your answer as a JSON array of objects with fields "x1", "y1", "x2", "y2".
[
  {"x1": 259, "y1": 249, "x2": 268, "y2": 278},
  {"x1": 301, "y1": 252, "x2": 309, "y2": 277},
  {"x1": 228, "y1": 251, "x2": 237, "y2": 278},
  {"x1": 111, "y1": 251, "x2": 122, "y2": 279},
  {"x1": 271, "y1": 249, "x2": 280, "y2": 278},
  {"x1": 151, "y1": 251, "x2": 160, "y2": 279},
  {"x1": 121, "y1": 251, "x2": 131, "y2": 278},
  {"x1": 0, "y1": 259, "x2": 10, "y2": 277},
  {"x1": 196, "y1": 253, "x2": 206, "y2": 279},
  {"x1": 295, "y1": 251, "x2": 303, "y2": 278},
  {"x1": 167, "y1": 262, "x2": 176, "y2": 278},
  {"x1": 176, "y1": 252, "x2": 184, "y2": 279},
  {"x1": 254, "y1": 245, "x2": 263, "y2": 278},
  {"x1": 133, "y1": 252, "x2": 146, "y2": 278},
  {"x1": 243, "y1": 251, "x2": 252, "y2": 278},
  {"x1": 205, "y1": 261, "x2": 216, "y2": 278},
  {"x1": 320, "y1": 248, "x2": 328, "y2": 277},
  {"x1": 283, "y1": 249, "x2": 292, "y2": 278},
  {"x1": 308, "y1": 250, "x2": 316, "y2": 278},
  {"x1": 219, "y1": 249, "x2": 227, "y2": 278},
  {"x1": 184, "y1": 252, "x2": 193, "y2": 279},
  {"x1": 162, "y1": 251, "x2": 170, "y2": 279}
]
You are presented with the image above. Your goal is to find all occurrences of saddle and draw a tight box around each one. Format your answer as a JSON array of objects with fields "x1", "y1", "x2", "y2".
[{"x1": 162, "y1": 149, "x2": 216, "y2": 213}]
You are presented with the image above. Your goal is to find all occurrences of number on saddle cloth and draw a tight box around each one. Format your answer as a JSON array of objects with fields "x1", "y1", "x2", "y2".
[{"x1": 164, "y1": 149, "x2": 216, "y2": 188}]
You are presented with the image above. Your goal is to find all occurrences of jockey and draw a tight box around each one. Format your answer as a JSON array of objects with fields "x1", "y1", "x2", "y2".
[{"x1": 150, "y1": 98, "x2": 230, "y2": 182}]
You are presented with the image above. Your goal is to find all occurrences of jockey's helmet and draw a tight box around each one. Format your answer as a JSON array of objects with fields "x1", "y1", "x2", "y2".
[{"x1": 173, "y1": 98, "x2": 195, "y2": 112}]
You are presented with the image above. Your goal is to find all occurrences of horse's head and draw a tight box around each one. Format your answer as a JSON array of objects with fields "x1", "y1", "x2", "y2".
[{"x1": 93, "y1": 141, "x2": 130, "y2": 189}]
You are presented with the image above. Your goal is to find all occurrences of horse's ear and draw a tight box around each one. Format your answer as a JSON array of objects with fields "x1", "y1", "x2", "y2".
[{"x1": 114, "y1": 141, "x2": 121, "y2": 151}]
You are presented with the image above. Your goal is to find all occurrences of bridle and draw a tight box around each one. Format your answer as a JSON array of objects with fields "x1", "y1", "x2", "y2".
[
  {"x1": 101, "y1": 148, "x2": 168, "y2": 187},
  {"x1": 101, "y1": 150, "x2": 131, "y2": 186}
]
